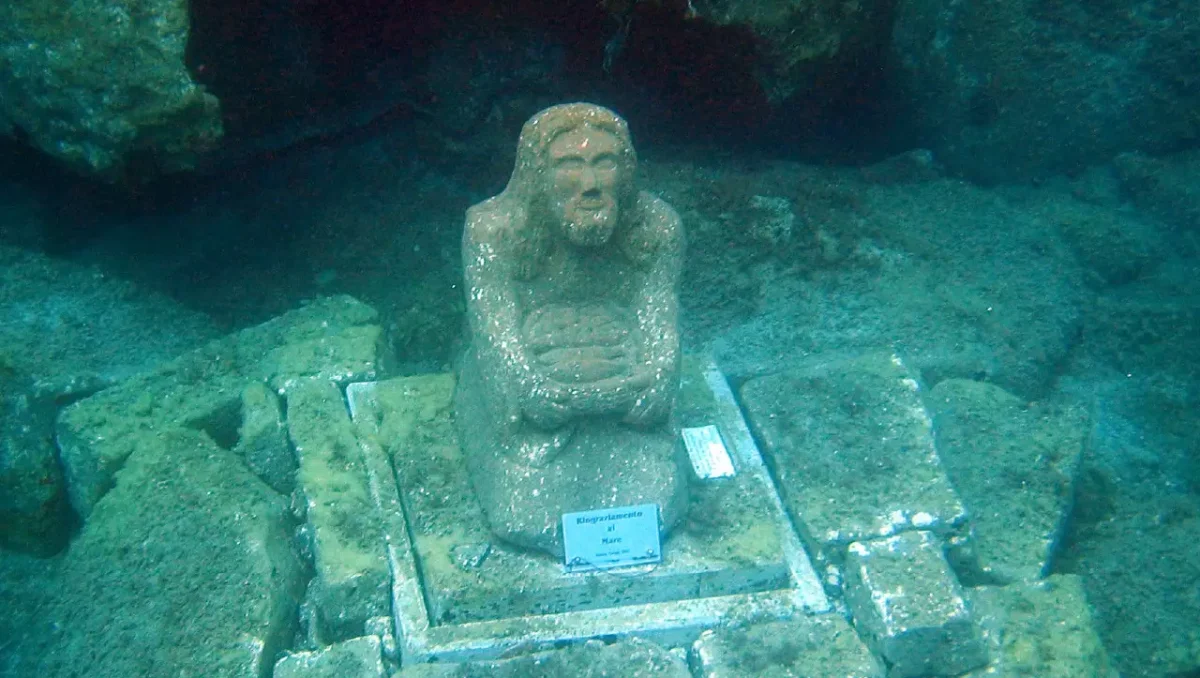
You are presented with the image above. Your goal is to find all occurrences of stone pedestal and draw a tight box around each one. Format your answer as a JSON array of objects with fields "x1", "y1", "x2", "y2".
[{"x1": 346, "y1": 357, "x2": 827, "y2": 664}]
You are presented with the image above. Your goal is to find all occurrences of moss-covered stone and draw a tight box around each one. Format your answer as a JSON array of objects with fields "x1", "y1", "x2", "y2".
[
  {"x1": 692, "y1": 615, "x2": 884, "y2": 677},
  {"x1": 4, "y1": 428, "x2": 304, "y2": 677},
  {"x1": 56, "y1": 295, "x2": 382, "y2": 518},
  {"x1": 928, "y1": 379, "x2": 1087, "y2": 584},
  {"x1": 965, "y1": 575, "x2": 1118, "y2": 678},
  {"x1": 740, "y1": 351, "x2": 966, "y2": 564},
  {"x1": 288, "y1": 378, "x2": 390, "y2": 643}
]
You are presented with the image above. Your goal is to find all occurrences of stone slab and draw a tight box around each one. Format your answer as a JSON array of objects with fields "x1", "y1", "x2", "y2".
[
  {"x1": 347, "y1": 357, "x2": 827, "y2": 664},
  {"x1": 964, "y1": 575, "x2": 1117, "y2": 678},
  {"x1": 274, "y1": 635, "x2": 384, "y2": 678},
  {"x1": 288, "y1": 378, "x2": 390, "y2": 644},
  {"x1": 740, "y1": 351, "x2": 966, "y2": 564},
  {"x1": 691, "y1": 614, "x2": 885, "y2": 677},
  {"x1": 56, "y1": 295, "x2": 382, "y2": 518},
  {"x1": 844, "y1": 530, "x2": 988, "y2": 678},
  {"x1": 2, "y1": 427, "x2": 304, "y2": 677},
  {"x1": 927, "y1": 379, "x2": 1087, "y2": 583}
]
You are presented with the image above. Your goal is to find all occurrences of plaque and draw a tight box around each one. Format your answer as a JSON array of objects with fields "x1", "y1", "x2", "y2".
[
  {"x1": 681, "y1": 425, "x2": 736, "y2": 479},
  {"x1": 562, "y1": 504, "x2": 662, "y2": 572}
]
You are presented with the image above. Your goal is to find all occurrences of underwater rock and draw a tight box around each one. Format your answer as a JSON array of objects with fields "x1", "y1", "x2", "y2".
[
  {"x1": 1028, "y1": 196, "x2": 1166, "y2": 287},
  {"x1": 0, "y1": 361, "x2": 70, "y2": 556},
  {"x1": 4, "y1": 427, "x2": 304, "y2": 677},
  {"x1": 56, "y1": 295, "x2": 382, "y2": 519},
  {"x1": 712, "y1": 178, "x2": 1087, "y2": 400},
  {"x1": 891, "y1": 0, "x2": 1200, "y2": 182},
  {"x1": 1065, "y1": 473, "x2": 1200, "y2": 678},
  {"x1": 928, "y1": 379, "x2": 1087, "y2": 584},
  {"x1": 274, "y1": 635, "x2": 384, "y2": 678},
  {"x1": 691, "y1": 615, "x2": 885, "y2": 677},
  {"x1": 964, "y1": 575, "x2": 1118, "y2": 678},
  {"x1": 0, "y1": 0, "x2": 222, "y2": 179},
  {"x1": 1114, "y1": 150, "x2": 1200, "y2": 238},
  {"x1": 0, "y1": 244, "x2": 218, "y2": 388}
]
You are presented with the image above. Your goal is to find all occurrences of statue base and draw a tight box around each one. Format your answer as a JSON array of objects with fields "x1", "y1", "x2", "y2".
[{"x1": 346, "y1": 358, "x2": 827, "y2": 664}]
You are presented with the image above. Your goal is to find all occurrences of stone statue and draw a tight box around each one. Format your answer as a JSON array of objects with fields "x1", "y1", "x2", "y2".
[{"x1": 454, "y1": 102, "x2": 690, "y2": 558}]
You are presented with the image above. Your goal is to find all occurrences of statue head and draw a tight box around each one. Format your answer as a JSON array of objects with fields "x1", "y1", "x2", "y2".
[{"x1": 503, "y1": 103, "x2": 639, "y2": 248}]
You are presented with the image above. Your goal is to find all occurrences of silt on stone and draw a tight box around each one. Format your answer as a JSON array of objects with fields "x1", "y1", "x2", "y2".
[
  {"x1": 739, "y1": 351, "x2": 966, "y2": 564},
  {"x1": 844, "y1": 530, "x2": 989, "y2": 678},
  {"x1": 453, "y1": 102, "x2": 689, "y2": 558}
]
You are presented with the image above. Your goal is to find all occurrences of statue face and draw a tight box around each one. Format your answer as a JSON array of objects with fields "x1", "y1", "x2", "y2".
[{"x1": 545, "y1": 126, "x2": 623, "y2": 247}]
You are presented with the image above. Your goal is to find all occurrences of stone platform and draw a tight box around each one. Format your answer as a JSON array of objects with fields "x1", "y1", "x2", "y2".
[{"x1": 345, "y1": 358, "x2": 828, "y2": 663}]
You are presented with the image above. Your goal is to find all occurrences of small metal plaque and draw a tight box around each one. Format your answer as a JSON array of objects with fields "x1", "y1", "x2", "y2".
[
  {"x1": 562, "y1": 504, "x2": 661, "y2": 572},
  {"x1": 681, "y1": 425, "x2": 736, "y2": 479}
]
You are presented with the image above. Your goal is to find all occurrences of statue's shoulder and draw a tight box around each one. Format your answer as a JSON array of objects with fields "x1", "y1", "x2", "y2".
[
  {"x1": 624, "y1": 192, "x2": 683, "y2": 261},
  {"x1": 465, "y1": 197, "x2": 528, "y2": 248}
]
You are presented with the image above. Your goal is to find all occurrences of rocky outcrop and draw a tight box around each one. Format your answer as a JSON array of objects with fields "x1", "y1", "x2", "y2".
[
  {"x1": 0, "y1": 0, "x2": 222, "y2": 180},
  {"x1": 891, "y1": 0, "x2": 1200, "y2": 182},
  {"x1": 688, "y1": 0, "x2": 892, "y2": 103}
]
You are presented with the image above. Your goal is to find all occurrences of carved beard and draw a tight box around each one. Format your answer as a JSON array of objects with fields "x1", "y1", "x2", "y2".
[{"x1": 559, "y1": 197, "x2": 618, "y2": 247}]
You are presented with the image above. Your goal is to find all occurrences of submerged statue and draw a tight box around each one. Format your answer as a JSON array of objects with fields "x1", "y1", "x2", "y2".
[{"x1": 454, "y1": 102, "x2": 689, "y2": 558}]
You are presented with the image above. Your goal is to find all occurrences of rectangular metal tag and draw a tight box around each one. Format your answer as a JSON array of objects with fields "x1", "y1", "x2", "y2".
[
  {"x1": 562, "y1": 504, "x2": 661, "y2": 572},
  {"x1": 681, "y1": 425, "x2": 736, "y2": 479}
]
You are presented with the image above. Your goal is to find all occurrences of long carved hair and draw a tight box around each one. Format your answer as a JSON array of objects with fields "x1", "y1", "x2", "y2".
[{"x1": 498, "y1": 103, "x2": 641, "y2": 279}]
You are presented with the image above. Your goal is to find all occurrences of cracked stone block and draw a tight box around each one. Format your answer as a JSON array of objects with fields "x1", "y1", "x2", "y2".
[
  {"x1": 740, "y1": 351, "x2": 966, "y2": 563},
  {"x1": 56, "y1": 295, "x2": 382, "y2": 518},
  {"x1": 927, "y1": 379, "x2": 1087, "y2": 583},
  {"x1": 691, "y1": 615, "x2": 885, "y2": 677},
  {"x1": 288, "y1": 378, "x2": 389, "y2": 643},
  {"x1": 274, "y1": 635, "x2": 384, "y2": 678},
  {"x1": 236, "y1": 381, "x2": 295, "y2": 495},
  {"x1": 964, "y1": 575, "x2": 1118, "y2": 678},
  {"x1": 844, "y1": 530, "x2": 988, "y2": 678},
  {"x1": 2, "y1": 427, "x2": 304, "y2": 676}
]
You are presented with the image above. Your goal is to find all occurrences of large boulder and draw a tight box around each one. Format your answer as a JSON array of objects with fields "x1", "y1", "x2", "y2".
[
  {"x1": 0, "y1": 0, "x2": 222, "y2": 179},
  {"x1": 891, "y1": 0, "x2": 1200, "y2": 183}
]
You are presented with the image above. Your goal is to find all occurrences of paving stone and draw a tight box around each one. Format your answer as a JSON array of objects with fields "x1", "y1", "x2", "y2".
[
  {"x1": 274, "y1": 635, "x2": 384, "y2": 678},
  {"x1": 963, "y1": 575, "x2": 1118, "y2": 678},
  {"x1": 927, "y1": 379, "x2": 1087, "y2": 583},
  {"x1": 288, "y1": 378, "x2": 389, "y2": 643},
  {"x1": 3, "y1": 428, "x2": 304, "y2": 677},
  {"x1": 844, "y1": 530, "x2": 988, "y2": 678},
  {"x1": 740, "y1": 351, "x2": 966, "y2": 564},
  {"x1": 691, "y1": 615, "x2": 885, "y2": 677},
  {"x1": 56, "y1": 295, "x2": 382, "y2": 518}
]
